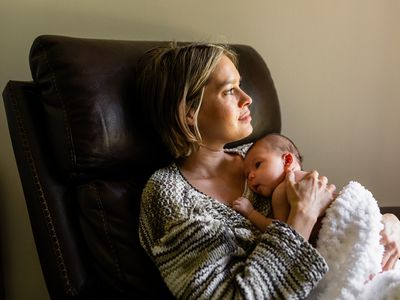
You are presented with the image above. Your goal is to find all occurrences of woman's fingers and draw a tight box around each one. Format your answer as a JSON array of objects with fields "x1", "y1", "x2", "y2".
[
  {"x1": 286, "y1": 169, "x2": 335, "y2": 217},
  {"x1": 286, "y1": 170, "x2": 296, "y2": 185},
  {"x1": 381, "y1": 244, "x2": 398, "y2": 271},
  {"x1": 309, "y1": 170, "x2": 319, "y2": 180},
  {"x1": 306, "y1": 171, "x2": 331, "y2": 190},
  {"x1": 380, "y1": 213, "x2": 400, "y2": 271},
  {"x1": 326, "y1": 183, "x2": 336, "y2": 194},
  {"x1": 319, "y1": 176, "x2": 328, "y2": 186},
  {"x1": 381, "y1": 232, "x2": 398, "y2": 270}
]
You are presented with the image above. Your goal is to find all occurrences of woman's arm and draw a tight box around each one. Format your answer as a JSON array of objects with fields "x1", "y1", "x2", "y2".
[
  {"x1": 139, "y1": 174, "x2": 328, "y2": 300},
  {"x1": 140, "y1": 215, "x2": 327, "y2": 299}
]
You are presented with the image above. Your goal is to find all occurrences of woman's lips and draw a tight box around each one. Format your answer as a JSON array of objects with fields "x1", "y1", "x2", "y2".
[{"x1": 239, "y1": 110, "x2": 252, "y2": 122}]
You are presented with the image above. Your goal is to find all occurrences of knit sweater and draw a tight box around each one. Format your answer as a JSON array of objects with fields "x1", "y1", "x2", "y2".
[{"x1": 138, "y1": 146, "x2": 328, "y2": 300}]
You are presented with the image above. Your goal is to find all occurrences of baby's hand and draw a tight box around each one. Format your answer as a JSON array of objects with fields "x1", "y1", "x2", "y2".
[{"x1": 232, "y1": 197, "x2": 254, "y2": 218}]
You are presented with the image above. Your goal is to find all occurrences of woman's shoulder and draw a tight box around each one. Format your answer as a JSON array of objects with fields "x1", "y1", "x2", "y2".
[
  {"x1": 141, "y1": 163, "x2": 194, "y2": 216},
  {"x1": 143, "y1": 163, "x2": 184, "y2": 198},
  {"x1": 147, "y1": 163, "x2": 179, "y2": 183}
]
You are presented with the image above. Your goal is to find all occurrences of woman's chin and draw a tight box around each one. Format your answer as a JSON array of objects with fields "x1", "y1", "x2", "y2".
[
  {"x1": 242, "y1": 126, "x2": 253, "y2": 139},
  {"x1": 226, "y1": 125, "x2": 253, "y2": 144}
]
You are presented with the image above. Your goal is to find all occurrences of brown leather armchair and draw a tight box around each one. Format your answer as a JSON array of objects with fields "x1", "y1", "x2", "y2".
[
  {"x1": 2, "y1": 35, "x2": 281, "y2": 300},
  {"x1": 2, "y1": 35, "x2": 399, "y2": 300}
]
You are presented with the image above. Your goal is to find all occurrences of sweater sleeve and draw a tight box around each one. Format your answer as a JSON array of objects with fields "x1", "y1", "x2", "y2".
[{"x1": 139, "y1": 173, "x2": 328, "y2": 300}]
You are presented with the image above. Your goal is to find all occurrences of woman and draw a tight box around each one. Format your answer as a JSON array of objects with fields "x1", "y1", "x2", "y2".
[{"x1": 137, "y1": 43, "x2": 399, "y2": 299}]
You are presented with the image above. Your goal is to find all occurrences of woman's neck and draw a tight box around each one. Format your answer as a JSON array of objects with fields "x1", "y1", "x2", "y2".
[
  {"x1": 199, "y1": 143, "x2": 224, "y2": 153},
  {"x1": 179, "y1": 146, "x2": 229, "y2": 179},
  {"x1": 178, "y1": 145, "x2": 246, "y2": 205}
]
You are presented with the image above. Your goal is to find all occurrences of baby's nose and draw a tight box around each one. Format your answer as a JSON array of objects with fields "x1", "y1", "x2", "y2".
[{"x1": 248, "y1": 172, "x2": 255, "y2": 181}]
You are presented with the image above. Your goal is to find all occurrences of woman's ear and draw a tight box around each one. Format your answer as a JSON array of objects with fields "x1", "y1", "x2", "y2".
[{"x1": 186, "y1": 110, "x2": 195, "y2": 126}]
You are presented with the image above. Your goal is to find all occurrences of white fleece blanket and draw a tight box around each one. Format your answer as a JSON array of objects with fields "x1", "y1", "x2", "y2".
[{"x1": 306, "y1": 181, "x2": 400, "y2": 300}]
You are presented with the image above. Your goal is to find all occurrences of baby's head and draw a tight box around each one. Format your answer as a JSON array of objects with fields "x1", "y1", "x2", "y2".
[{"x1": 244, "y1": 133, "x2": 303, "y2": 197}]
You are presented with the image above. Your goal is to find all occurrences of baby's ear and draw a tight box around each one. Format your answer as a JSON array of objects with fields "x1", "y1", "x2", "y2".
[{"x1": 283, "y1": 153, "x2": 294, "y2": 170}]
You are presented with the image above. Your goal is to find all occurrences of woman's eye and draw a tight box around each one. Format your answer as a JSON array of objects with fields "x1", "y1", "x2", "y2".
[{"x1": 225, "y1": 88, "x2": 234, "y2": 95}]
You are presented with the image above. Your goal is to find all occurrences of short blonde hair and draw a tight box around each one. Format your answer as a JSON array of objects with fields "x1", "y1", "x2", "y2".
[{"x1": 137, "y1": 42, "x2": 238, "y2": 158}]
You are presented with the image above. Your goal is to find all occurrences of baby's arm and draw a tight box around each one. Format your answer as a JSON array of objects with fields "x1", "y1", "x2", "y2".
[{"x1": 232, "y1": 197, "x2": 273, "y2": 232}]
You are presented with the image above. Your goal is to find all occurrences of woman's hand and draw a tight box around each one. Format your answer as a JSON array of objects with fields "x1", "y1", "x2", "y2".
[
  {"x1": 285, "y1": 170, "x2": 336, "y2": 240},
  {"x1": 380, "y1": 213, "x2": 400, "y2": 271}
]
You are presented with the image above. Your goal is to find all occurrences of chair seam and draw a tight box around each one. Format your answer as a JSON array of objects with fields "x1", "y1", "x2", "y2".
[
  {"x1": 36, "y1": 40, "x2": 77, "y2": 173},
  {"x1": 8, "y1": 82, "x2": 77, "y2": 296},
  {"x1": 91, "y1": 183, "x2": 124, "y2": 281}
]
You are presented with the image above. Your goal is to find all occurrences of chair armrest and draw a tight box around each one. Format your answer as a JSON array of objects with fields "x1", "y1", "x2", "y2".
[{"x1": 380, "y1": 207, "x2": 400, "y2": 219}]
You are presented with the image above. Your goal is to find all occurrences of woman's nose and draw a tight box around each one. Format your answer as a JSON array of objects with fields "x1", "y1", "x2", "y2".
[{"x1": 239, "y1": 89, "x2": 252, "y2": 108}]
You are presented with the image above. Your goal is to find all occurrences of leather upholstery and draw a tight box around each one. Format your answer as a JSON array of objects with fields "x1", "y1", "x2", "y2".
[
  {"x1": 3, "y1": 35, "x2": 399, "y2": 300},
  {"x1": 3, "y1": 35, "x2": 281, "y2": 300}
]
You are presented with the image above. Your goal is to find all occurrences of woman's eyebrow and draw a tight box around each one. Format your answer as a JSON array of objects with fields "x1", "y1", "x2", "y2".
[{"x1": 216, "y1": 76, "x2": 242, "y2": 89}]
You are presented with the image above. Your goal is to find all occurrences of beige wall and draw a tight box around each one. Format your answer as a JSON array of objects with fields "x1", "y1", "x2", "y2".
[{"x1": 1, "y1": 0, "x2": 399, "y2": 299}]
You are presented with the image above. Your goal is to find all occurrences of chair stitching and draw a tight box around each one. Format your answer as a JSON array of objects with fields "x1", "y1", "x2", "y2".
[
  {"x1": 91, "y1": 183, "x2": 124, "y2": 281},
  {"x1": 8, "y1": 82, "x2": 77, "y2": 296},
  {"x1": 36, "y1": 40, "x2": 77, "y2": 172}
]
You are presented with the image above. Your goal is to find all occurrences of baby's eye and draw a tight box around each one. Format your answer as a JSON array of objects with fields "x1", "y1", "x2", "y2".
[{"x1": 255, "y1": 161, "x2": 261, "y2": 169}]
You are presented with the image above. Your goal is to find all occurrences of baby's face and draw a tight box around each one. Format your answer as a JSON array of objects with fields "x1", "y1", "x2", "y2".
[{"x1": 244, "y1": 145, "x2": 286, "y2": 197}]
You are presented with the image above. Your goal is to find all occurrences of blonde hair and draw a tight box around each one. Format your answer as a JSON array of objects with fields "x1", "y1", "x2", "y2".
[{"x1": 137, "y1": 42, "x2": 238, "y2": 158}]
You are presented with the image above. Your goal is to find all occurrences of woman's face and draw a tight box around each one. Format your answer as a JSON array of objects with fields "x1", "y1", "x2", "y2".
[{"x1": 196, "y1": 55, "x2": 253, "y2": 147}]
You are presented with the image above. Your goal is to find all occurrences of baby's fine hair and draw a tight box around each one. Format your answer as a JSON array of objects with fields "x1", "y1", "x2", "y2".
[{"x1": 250, "y1": 133, "x2": 303, "y2": 169}]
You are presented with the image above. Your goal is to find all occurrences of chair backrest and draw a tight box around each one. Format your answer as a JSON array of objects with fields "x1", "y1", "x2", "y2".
[{"x1": 2, "y1": 35, "x2": 281, "y2": 300}]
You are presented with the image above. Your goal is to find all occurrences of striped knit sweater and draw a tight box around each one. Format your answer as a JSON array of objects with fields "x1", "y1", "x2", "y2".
[{"x1": 139, "y1": 146, "x2": 328, "y2": 300}]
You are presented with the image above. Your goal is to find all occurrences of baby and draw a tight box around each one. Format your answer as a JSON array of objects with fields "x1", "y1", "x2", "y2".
[
  {"x1": 233, "y1": 134, "x2": 400, "y2": 298},
  {"x1": 233, "y1": 133, "x2": 308, "y2": 231}
]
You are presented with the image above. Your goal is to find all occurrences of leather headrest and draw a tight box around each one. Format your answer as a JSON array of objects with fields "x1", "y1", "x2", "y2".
[{"x1": 29, "y1": 35, "x2": 280, "y2": 181}]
